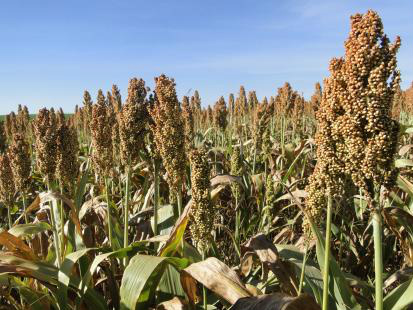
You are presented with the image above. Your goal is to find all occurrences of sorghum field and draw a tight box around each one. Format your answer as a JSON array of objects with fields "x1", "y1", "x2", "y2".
[{"x1": 2, "y1": 10, "x2": 413, "y2": 310}]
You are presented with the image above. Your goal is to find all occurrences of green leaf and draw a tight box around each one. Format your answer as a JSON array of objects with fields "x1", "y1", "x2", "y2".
[
  {"x1": 384, "y1": 277, "x2": 413, "y2": 310},
  {"x1": 8, "y1": 222, "x2": 51, "y2": 237},
  {"x1": 151, "y1": 204, "x2": 176, "y2": 236},
  {"x1": 0, "y1": 252, "x2": 108, "y2": 310},
  {"x1": 119, "y1": 254, "x2": 188, "y2": 310},
  {"x1": 395, "y1": 159, "x2": 413, "y2": 168},
  {"x1": 57, "y1": 248, "x2": 95, "y2": 308},
  {"x1": 307, "y1": 215, "x2": 362, "y2": 310},
  {"x1": 158, "y1": 265, "x2": 186, "y2": 300},
  {"x1": 397, "y1": 175, "x2": 413, "y2": 199}
]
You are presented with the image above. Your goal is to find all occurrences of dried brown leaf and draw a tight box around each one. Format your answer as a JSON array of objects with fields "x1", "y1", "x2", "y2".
[{"x1": 231, "y1": 293, "x2": 320, "y2": 310}]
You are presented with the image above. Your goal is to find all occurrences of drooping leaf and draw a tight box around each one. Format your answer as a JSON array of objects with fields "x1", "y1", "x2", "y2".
[
  {"x1": 241, "y1": 233, "x2": 298, "y2": 295},
  {"x1": 157, "y1": 297, "x2": 188, "y2": 310},
  {"x1": 8, "y1": 222, "x2": 51, "y2": 237},
  {"x1": 0, "y1": 231, "x2": 37, "y2": 260},
  {"x1": 181, "y1": 257, "x2": 251, "y2": 305},
  {"x1": 119, "y1": 254, "x2": 188, "y2": 310},
  {"x1": 230, "y1": 293, "x2": 320, "y2": 310},
  {"x1": 384, "y1": 277, "x2": 413, "y2": 310}
]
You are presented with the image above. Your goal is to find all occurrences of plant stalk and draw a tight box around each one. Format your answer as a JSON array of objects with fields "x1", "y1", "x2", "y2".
[
  {"x1": 124, "y1": 166, "x2": 130, "y2": 266},
  {"x1": 7, "y1": 204, "x2": 12, "y2": 229},
  {"x1": 298, "y1": 243, "x2": 309, "y2": 295},
  {"x1": 153, "y1": 160, "x2": 160, "y2": 236},
  {"x1": 322, "y1": 193, "x2": 333, "y2": 310},
  {"x1": 373, "y1": 209, "x2": 383, "y2": 310},
  {"x1": 177, "y1": 188, "x2": 183, "y2": 217},
  {"x1": 22, "y1": 194, "x2": 28, "y2": 224},
  {"x1": 202, "y1": 250, "x2": 207, "y2": 310},
  {"x1": 105, "y1": 177, "x2": 113, "y2": 248}
]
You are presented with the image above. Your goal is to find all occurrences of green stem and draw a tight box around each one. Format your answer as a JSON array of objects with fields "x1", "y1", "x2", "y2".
[
  {"x1": 48, "y1": 181, "x2": 61, "y2": 267},
  {"x1": 7, "y1": 204, "x2": 12, "y2": 229},
  {"x1": 153, "y1": 160, "x2": 160, "y2": 236},
  {"x1": 298, "y1": 243, "x2": 309, "y2": 295},
  {"x1": 59, "y1": 182, "x2": 65, "y2": 259},
  {"x1": 177, "y1": 188, "x2": 183, "y2": 217},
  {"x1": 322, "y1": 194, "x2": 333, "y2": 310},
  {"x1": 235, "y1": 195, "x2": 240, "y2": 246},
  {"x1": 202, "y1": 250, "x2": 207, "y2": 310},
  {"x1": 373, "y1": 209, "x2": 383, "y2": 310},
  {"x1": 22, "y1": 194, "x2": 28, "y2": 224},
  {"x1": 215, "y1": 130, "x2": 218, "y2": 175},
  {"x1": 124, "y1": 166, "x2": 130, "y2": 266},
  {"x1": 105, "y1": 177, "x2": 113, "y2": 248},
  {"x1": 252, "y1": 142, "x2": 257, "y2": 175}
]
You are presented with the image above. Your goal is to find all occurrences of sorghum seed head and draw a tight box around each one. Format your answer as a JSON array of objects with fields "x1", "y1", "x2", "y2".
[
  {"x1": 149, "y1": 75, "x2": 186, "y2": 193},
  {"x1": 90, "y1": 90, "x2": 113, "y2": 177},
  {"x1": 230, "y1": 147, "x2": 243, "y2": 201},
  {"x1": 33, "y1": 108, "x2": 58, "y2": 183},
  {"x1": 0, "y1": 152, "x2": 15, "y2": 205},
  {"x1": 213, "y1": 96, "x2": 228, "y2": 132},
  {"x1": 56, "y1": 117, "x2": 79, "y2": 192},
  {"x1": 0, "y1": 122, "x2": 7, "y2": 153},
  {"x1": 189, "y1": 148, "x2": 214, "y2": 251},
  {"x1": 118, "y1": 78, "x2": 148, "y2": 165},
  {"x1": 8, "y1": 133, "x2": 31, "y2": 194},
  {"x1": 182, "y1": 96, "x2": 194, "y2": 149},
  {"x1": 111, "y1": 84, "x2": 122, "y2": 113}
]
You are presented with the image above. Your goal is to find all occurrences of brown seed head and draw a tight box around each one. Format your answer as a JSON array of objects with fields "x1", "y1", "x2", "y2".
[
  {"x1": 149, "y1": 75, "x2": 186, "y2": 193},
  {"x1": 118, "y1": 78, "x2": 148, "y2": 165},
  {"x1": 90, "y1": 90, "x2": 113, "y2": 177},
  {"x1": 0, "y1": 152, "x2": 15, "y2": 205},
  {"x1": 213, "y1": 97, "x2": 228, "y2": 132},
  {"x1": 182, "y1": 96, "x2": 194, "y2": 149},
  {"x1": 56, "y1": 117, "x2": 79, "y2": 192},
  {"x1": 8, "y1": 133, "x2": 31, "y2": 194},
  {"x1": 306, "y1": 10, "x2": 401, "y2": 220},
  {"x1": 33, "y1": 108, "x2": 58, "y2": 183},
  {"x1": 189, "y1": 148, "x2": 214, "y2": 250}
]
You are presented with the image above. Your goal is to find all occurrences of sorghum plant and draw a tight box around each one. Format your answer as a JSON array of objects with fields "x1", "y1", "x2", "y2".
[
  {"x1": 33, "y1": 108, "x2": 58, "y2": 185},
  {"x1": 306, "y1": 10, "x2": 401, "y2": 310}
]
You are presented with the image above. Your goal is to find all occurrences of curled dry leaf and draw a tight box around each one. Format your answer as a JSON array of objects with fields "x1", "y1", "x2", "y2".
[
  {"x1": 181, "y1": 257, "x2": 251, "y2": 305},
  {"x1": 0, "y1": 231, "x2": 37, "y2": 260},
  {"x1": 40, "y1": 191, "x2": 83, "y2": 236},
  {"x1": 157, "y1": 297, "x2": 188, "y2": 310},
  {"x1": 210, "y1": 174, "x2": 243, "y2": 188},
  {"x1": 231, "y1": 293, "x2": 321, "y2": 310},
  {"x1": 158, "y1": 185, "x2": 226, "y2": 257},
  {"x1": 275, "y1": 190, "x2": 308, "y2": 203},
  {"x1": 399, "y1": 144, "x2": 413, "y2": 156},
  {"x1": 240, "y1": 252, "x2": 254, "y2": 278},
  {"x1": 242, "y1": 233, "x2": 299, "y2": 296},
  {"x1": 13, "y1": 195, "x2": 41, "y2": 225}
]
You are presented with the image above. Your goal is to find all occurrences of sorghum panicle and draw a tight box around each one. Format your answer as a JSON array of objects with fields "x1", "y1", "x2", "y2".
[
  {"x1": 90, "y1": 90, "x2": 113, "y2": 177},
  {"x1": 0, "y1": 152, "x2": 15, "y2": 206},
  {"x1": 149, "y1": 75, "x2": 186, "y2": 193},
  {"x1": 0, "y1": 122, "x2": 7, "y2": 153},
  {"x1": 8, "y1": 133, "x2": 31, "y2": 194},
  {"x1": 33, "y1": 108, "x2": 58, "y2": 183},
  {"x1": 230, "y1": 147, "x2": 243, "y2": 202},
  {"x1": 182, "y1": 96, "x2": 194, "y2": 149},
  {"x1": 118, "y1": 78, "x2": 148, "y2": 165},
  {"x1": 306, "y1": 10, "x2": 401, "y2": 226},
  {"x1": 213, "y1": 96, "x2": 228, "y2": 132},
  {"x1": 189, "y1": 148, "x2": 214, "y2": 250},
  {"x1": 111, "y1": 84, "x2": 122, "y2": 113},
  {"x1": 56, "y1": 117, "x2": 79, "y2": 192}
]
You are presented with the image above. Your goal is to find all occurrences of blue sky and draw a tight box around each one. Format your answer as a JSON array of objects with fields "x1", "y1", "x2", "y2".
[{"x1": 0, "y1": 1, "x2": 412, "y2": 114}]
